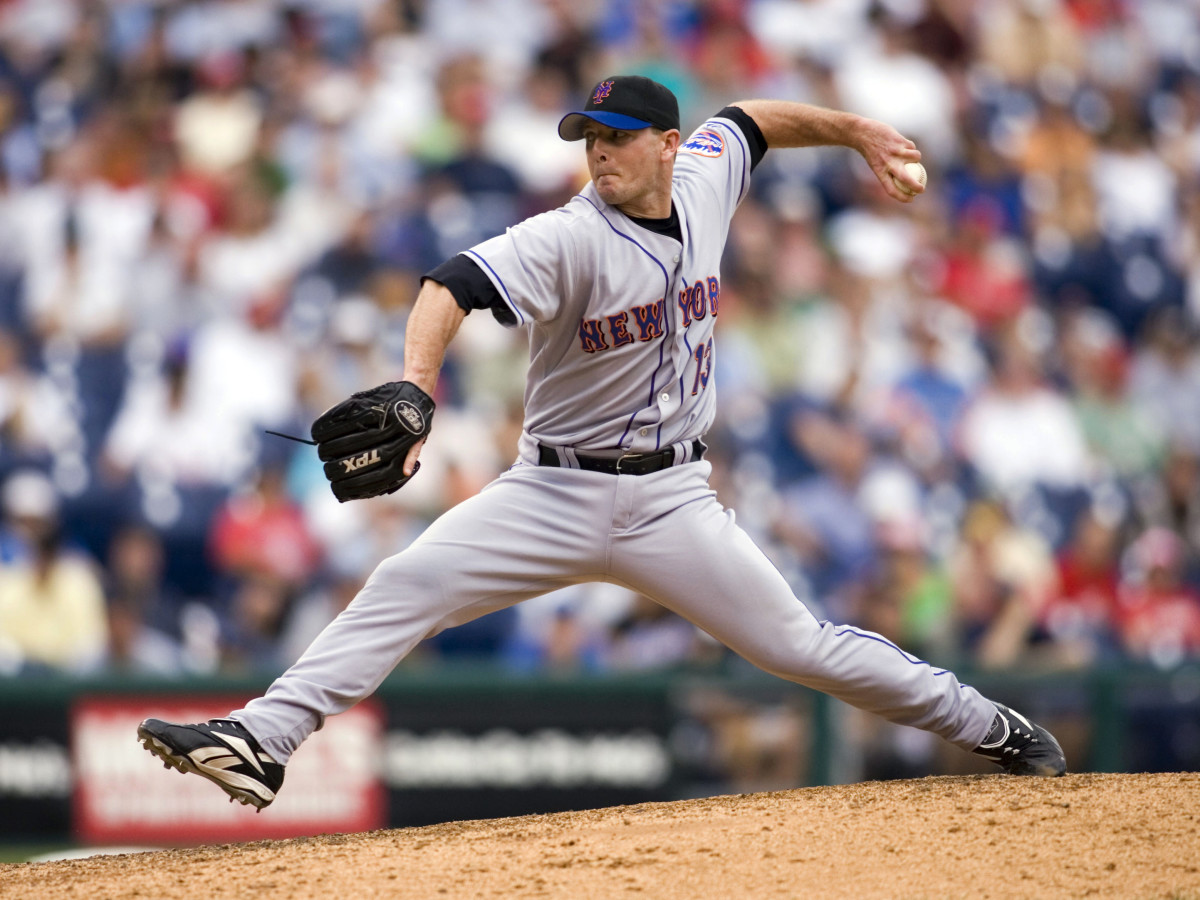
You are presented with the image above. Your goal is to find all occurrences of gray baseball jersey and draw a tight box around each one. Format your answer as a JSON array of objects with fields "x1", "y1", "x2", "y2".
[
  {"x1": 231, "y1": 112, "x2": 997, "y2": 767},
  {"x1": 463, "y1": 114, "x2": 742, "y2": 460}
]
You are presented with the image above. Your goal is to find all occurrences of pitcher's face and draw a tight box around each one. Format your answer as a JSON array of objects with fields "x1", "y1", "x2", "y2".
[{"x1": 583, "y1": 123, "x2": 678, "y2": 217}]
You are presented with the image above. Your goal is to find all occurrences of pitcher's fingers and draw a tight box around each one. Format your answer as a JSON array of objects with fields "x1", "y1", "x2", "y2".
[{"x1": 404, "y1": 438, "x2": 426, "y2": 477}]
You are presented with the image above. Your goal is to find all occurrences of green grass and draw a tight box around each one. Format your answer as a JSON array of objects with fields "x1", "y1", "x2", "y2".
[{"x1": 0, "y1": 844, "x2": 78, "y2": 864}]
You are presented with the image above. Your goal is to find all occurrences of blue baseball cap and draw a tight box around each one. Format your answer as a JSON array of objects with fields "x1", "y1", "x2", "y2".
[{"x1": 558, "y1": 75, "x2": 680, "y2": 141}]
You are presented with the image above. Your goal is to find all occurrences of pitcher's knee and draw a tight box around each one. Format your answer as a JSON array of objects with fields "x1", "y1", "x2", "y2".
[
  {"x1": 360, "y1": 549, "x2": 446, "y2": 603},
  {"x1": 736, "y1": 632, "x2": 823, "y2": 682}
]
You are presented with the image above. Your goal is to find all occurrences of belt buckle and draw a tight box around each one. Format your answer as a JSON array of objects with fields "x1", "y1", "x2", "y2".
[{"x1": 615, "y1": 452, "x2": 648, "y2": 474}]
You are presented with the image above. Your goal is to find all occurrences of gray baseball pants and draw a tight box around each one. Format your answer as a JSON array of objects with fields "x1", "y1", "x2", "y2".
[{"x1": 232, "y1": 458, "x2": 996, "y2": 765}]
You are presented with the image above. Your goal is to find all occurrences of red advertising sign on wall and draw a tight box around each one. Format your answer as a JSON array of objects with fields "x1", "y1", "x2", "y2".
[{"x1": 72, "y1": 696, "x2": 386, "y2": 844}]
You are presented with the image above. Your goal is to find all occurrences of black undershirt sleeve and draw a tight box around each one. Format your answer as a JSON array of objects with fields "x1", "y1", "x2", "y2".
[
  {"x1": 716, "y1": 105, "x2": 768, "y2": 171},
  {"x1": 422, "y1": 255, "x2": 516, "y2": 326}
]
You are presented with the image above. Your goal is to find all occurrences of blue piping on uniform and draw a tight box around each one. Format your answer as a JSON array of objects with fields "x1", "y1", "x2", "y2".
[
  {"x1": 676, "y1": 331, "x2": 696, "y2": 405},
  {"x1": 824, "y1": 622, "x2": 951, "y2": 676},
  {"x1": 578, "y1": 195, "x2": 673, "y2": 448}
]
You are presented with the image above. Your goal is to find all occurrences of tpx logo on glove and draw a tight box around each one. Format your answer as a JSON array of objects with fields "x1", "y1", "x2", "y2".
[
  {"x1": 341, "y1": 449, "x2": 382, "y2": 473},
  {"x1": 394, "y1": 400, "x2": 426, "y2": 434}
]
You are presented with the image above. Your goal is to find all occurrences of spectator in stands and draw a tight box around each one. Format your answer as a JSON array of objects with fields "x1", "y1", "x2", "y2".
[
  {"x1": 606, "y1": 595, "x2": 719, "y2": 672},
  {"x1": 1132, "y1": 444, "x2": 1200, "y2": 590},
  {"x1": 0, "y1": 327, "x2": 53, "y2": 473},
  {"x1": 687, "y1": 3, "x2": 775, "y2": 115},
  {"x1": 879, "y1": 301, "x2": 981, "y2": 476},
  {"x1": 290, "y1": 210, "x2": 385, "y2": 322},
  {"x1": 503, "y1": 583, "x2": 633, "y2": 673},
  {"x1": 773, "y1": 413, "x2": 921, "y2": 617},
  {"x1": 976, "y1": 0, "x2": 1086, "y2": 92},
  {"x1": 294, "y1": 293, "x2": 399, "y2": 426},
  {"x1": 103, "y1": 524, "x2": 183, "y2": 675},
  {"x1": 1059, "y1": 308, "x2": 1165, "y2": 479},
  {"x1": 276, "y1": 564, "x2": 365, "y2": 669},
  {"x1": 792, "y1": 264, "x2": 913, "y2": 416},
  {"x1": 1115, "y1": 527, "x2": 1200, "y2": 667},
  {"x1": 935, "y1": 197, "x2": 1031, "y2": 332},
  {"x1": 407, "y1": 54, "x2": 524, "y2": 269},
  {"x1": 943, "y1": 131, "x2": 1025, "y2": 239},
  {"x1": 127, "y1": 209, "x2": 202, "y2": 344},
  {"x1": 745, "y1": 0, "x2": 872, "y2": 72},
  {"x1": 102, "y1": 525, "x2": 182, "y2": 681},
  {"x1": 1022, "y1": 102, "x2": 1107, "y2": 322},
  {"x1": 947, "y1": 498, "x2": 1058, "y2": 669},
  {"x1": 0, "y1": 469, "x2": 107, "y2": 674},
  {"x1": 193, "y1": 165, "x2": 307, "y2": 321},
  {"x1": 865, "y1": 519, "x2": 957, "y2": 666},
  {"x1": 1128, "y1": 307, "x2": 1200, "y2": 454},
  {"x1": 1043, "y1": 508, "x2": 1124, "y2": 666},
  {"x1": 1091, "y1": 92, "x2": 1178, "y2": 247},
  {"x1": 833, "y1": 6, "x2": 958, "y2": 163},
  {"x1": 218, "y1": 573, "x2": 297, "y2": 675},
  {"x1": 483, "y1": 61, "x2": 586, "y2": 201},
  {"x1": 0, "y1": 81, "x2": 40, "y2": 188},
  {"x1": 504, "y1": 602, "x2": 608, "y2": 673},
  {"x1": 1085, "y1": 93, "x2": 1184, "y2": 336},
  {"x1": 181, "y1": 286, "x2": 301, "y2": 462},
  {"x1": 101, "y1": 339, "x2": 250, "y2": 492},
  {"x1": 173, "y1": 50, "x2": 262, "y2": 179},
  {"x1": 1019, "y1": 99, "x2": 1097, "y2": 184},
  {"x1": 208, "y1": 461, "x2": 323, "y2": 591},
  {"x1": 958, "y1": 322, "x2": 1091, "y2": 494},
  {"x1": 421, "y1": 0, "x2": 558, "y2": 79}
]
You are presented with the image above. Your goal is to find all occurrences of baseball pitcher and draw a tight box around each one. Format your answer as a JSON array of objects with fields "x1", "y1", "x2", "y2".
[{"x1": 139, "y1": 76, "x2": 1065, "y2": 811}]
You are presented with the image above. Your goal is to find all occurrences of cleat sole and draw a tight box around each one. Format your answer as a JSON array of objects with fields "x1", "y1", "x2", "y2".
[{"x1": 136, "y1": 725, "x2": 274, "y2": 810}]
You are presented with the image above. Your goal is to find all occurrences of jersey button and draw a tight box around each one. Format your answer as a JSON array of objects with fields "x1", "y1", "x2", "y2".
[
  {"x1": 660, "y1": 392, "x2": 670, "y2": 403},
  {"x1": 640, "y1": 428, "x2": 648, "y2": 436},
  {"x1": 672, "y1": 255, "x2": 680, "y2": 263}
]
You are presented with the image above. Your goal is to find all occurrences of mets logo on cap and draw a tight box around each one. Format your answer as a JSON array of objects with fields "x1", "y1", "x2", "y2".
[
  {"x1": 682, "y1": 128, "x2": 725, "y2": 157},
  {"x1": 592, "y1": 81, "x2": 614, "y2": 105}
]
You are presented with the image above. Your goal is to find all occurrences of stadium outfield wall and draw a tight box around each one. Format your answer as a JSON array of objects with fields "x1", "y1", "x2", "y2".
[{"x1": 0, "y1": 663, "x2": 1195, "y2": 846}]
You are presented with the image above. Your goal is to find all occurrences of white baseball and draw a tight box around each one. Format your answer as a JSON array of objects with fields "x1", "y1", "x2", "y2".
[{"x1": 892, "y1": 161, "x2": 926, "y2": 196}]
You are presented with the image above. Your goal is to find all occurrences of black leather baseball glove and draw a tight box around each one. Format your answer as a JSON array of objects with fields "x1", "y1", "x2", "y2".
[{"x1": 311, "y1": 381, "x2": 436, "y2": 502}]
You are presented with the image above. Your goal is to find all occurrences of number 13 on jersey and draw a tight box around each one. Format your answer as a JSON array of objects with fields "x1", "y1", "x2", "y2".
[{"x1": 691, "y1": 337, "x2": 713, "y2": 396}]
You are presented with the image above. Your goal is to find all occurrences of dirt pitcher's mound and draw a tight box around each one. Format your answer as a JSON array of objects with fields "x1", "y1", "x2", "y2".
[{"x1": 5, "y1": 772, "x2": 1199, "y2": 899}]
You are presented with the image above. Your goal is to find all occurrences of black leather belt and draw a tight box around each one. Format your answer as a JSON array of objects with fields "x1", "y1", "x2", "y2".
[{"x1": 537, "y1": 440, "x2": 704, "y2": 475}]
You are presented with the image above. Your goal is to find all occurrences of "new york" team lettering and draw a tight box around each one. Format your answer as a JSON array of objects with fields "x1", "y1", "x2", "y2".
[{"x1": 577, "y1": 277, "x2": 719, "y2": 354}]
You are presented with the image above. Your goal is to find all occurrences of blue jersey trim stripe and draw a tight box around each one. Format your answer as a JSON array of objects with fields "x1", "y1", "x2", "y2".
[
  {"x1": 678, "y1": 330, "x2": 693, "y2": 406},
  {"x1": 823, "y1": 621, "x2": 951, "y2": 675},
  {"x1": 578, "y1": 195, "x2": 673, "y2": 448},
  {"x1": 676, "y1": 212, "x2": 704, "y2": 424},
  {"x1": 709, "y1": 120, "x2": 750, "y2": 204},
  {"x1": 464, "y1": 249, "x2": 525, "y2": 326}
]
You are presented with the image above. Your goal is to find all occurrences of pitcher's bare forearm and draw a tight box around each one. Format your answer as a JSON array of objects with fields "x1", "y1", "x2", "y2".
[
  {"x1": 731, "y1": 99, "x2": 922, "y2": 200},
  {"x1": 401, "y1": 281, "x2": 467, "y2": 396},
  {"x1": 399, "y1": 280, "x2": 467, "y2": 473},
  {"x1": 729, "y1": 100, "x2": 867, "y2": 149}
]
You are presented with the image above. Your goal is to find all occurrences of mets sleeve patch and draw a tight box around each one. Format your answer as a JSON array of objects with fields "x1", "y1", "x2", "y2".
[{"x1": 681, "y1": 128, "x2": 725, "y2": 158}]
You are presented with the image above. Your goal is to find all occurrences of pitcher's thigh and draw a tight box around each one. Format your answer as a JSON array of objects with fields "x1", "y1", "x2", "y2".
[
  {"x1": 360, "y1": 466, "x2": 612, "y2": 625},
  {"x1": 610, "y1": 498, "x2": 822, "y2": 675}
]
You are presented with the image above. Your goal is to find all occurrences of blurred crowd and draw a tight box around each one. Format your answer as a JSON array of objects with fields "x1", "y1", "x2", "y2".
[{"x1": 2, "y1": 0, "x2": 1200, "y2": 682}]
